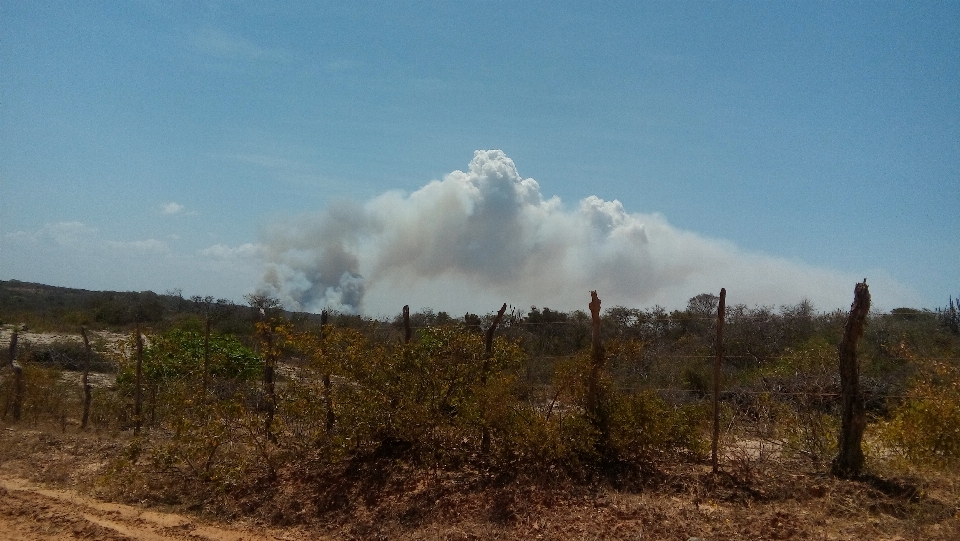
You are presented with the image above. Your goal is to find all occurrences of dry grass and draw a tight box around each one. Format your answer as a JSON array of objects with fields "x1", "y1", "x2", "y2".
[{"x1": 1, "y1": 421, "x2": 957, "y2": 540}]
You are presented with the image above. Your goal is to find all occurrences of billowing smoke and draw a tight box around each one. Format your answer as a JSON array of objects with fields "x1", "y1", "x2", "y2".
[{"x1": 259, "y1": 150, "x2": 916, "y2": 315}]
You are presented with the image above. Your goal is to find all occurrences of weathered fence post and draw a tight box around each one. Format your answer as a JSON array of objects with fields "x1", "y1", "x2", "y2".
[
  {"x1": 832, "y1": 280, "x2": 870, "y2": 479},
  {"x1": 134, "y1": 323, "x2": 143, "y2": 436},
  {"x1": 260, "y1": 316, "x2": 277, "y2": 444},
  {"x1": 9, "y1": 329, "x2": 24, "y2": 422},
  {"x1": 481, "y1": 303, "x2": 508, "y2": 454},
  {"x1": 587, "y1": 291, "x2": 607, "y2": 444},
  {"x1": 712, "y1": 288, "x2": 726, "y2": 474},
  {"x1": 403, "y1": 305, "x2": 411, "y2": 344},
  {"x1": 202, "y1": 315, "x2": 211, "y2": 403},
  {"x1": 320, "y1": 310, "x2": 335, "y2": 432},
  {"x1": 80, "y1": 327, "x2": 93, "y2": 430}
]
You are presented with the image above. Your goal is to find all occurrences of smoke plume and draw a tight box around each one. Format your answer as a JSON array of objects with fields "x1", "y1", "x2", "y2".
[{"x1": 259, "y1": 150, "x2": 915, "y2": 315}]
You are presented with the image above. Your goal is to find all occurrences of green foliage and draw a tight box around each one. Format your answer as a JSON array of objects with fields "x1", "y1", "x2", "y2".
[{"x1": 117, "y1": 326, "x2": 261, "y2": 385}]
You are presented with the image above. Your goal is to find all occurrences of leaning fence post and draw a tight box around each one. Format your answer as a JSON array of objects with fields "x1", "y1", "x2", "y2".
[
  {"x1": 832, "y1": 280, "x2": 870, "y2": 478},
  {"x1": 80, "y1": 327, "x2": 93, "y2": 430},
  {"x1": 481, "y1": 303, "x2": 508, "y2": 454},
  {"x1": 712, "y1": 288, "x2": 726, "y2": 474}
]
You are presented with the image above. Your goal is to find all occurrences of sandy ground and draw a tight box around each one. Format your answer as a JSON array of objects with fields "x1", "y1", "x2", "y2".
[{"x1": 0, "y1": 474, "x2": 332, "y2": 541}]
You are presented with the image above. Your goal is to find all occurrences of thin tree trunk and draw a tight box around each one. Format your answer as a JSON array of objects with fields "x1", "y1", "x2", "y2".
[
  {"x1": 712, "y1": 288, "x2": 726, "y2": 474},
  {"x1": 832, "y1": 280, "x2": 870, "y2": 479},
  {"x1": 80, "y1": 327, "x2": 93, "y2": 430},
  {"x1": 134, "y1": 324, "x2": 143, "y2": 436},
  {"x1": 481, "y1": 303, "x2": 507, "y2": 454}
]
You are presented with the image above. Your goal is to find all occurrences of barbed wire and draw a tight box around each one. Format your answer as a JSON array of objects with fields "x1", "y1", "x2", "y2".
[
  {"x1": 518, "y1": 352, "x2": 960, "y2": 362},
  {"x1": 392, "y1": 311, "x2": 955, "y2": 328}
]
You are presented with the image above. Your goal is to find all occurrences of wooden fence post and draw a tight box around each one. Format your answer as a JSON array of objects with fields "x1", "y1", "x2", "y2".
[
  {"x1": 202, "y1": 315, "x2": 211, "y2": 403},
  {"x1": 481, "y1": 303, "x2": 508, "y2": 454},
  {"x1": 832, "y1": 280, "x2": 870, "y2": 478},
  {"x1": 80, "y1": 327, "x2": 93, "y2": 430},
  {"x1": 9, "y1": 329, "x2": 24, "y2": 422},
  {"x1": 712, "y1": 288, "x2": 726, "y2": 474},
  {"x1": 134, "y1": 323, "x2": 143, "y2": 436},
  {"x1": 587, "y1": 291, "x2": 607, "y2": 444},
  {"x1": 320, "y1": 310, "x2": 335, "y2": 431},
  {"x1": 261, "y1": 317, "x2": 277, "y2": 444}
]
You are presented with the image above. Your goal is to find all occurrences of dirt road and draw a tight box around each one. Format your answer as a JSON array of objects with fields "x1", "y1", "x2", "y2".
[{"x1": 0, "y1": 475, "x2": 323, "y2": 541}]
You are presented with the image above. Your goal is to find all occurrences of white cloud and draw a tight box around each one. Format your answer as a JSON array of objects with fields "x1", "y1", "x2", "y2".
[
  {"x1": 104, "y1": 239, "x2": 170, "y2": 253},
  {"x1": 4, "y1": 221, "x2": 98, "y2": 247},
  {"x1": 5, "y1": 222, "x2": 168, "y2": 255},
  {"x1": 193, "y1": 28, "x2": 290, "y2": 63},
  {"x1": 199, "y1": 243, "x2": 265, "y2": 260},
  {"x1": 215, "y1": 152, "x2": 332, "y2": 189},
  {"x1": 161, "y1": 202, "x2": 185, "y2": 215},
  {"x1": 258, "y1": 150, "x2": 922, "y2": 315}
]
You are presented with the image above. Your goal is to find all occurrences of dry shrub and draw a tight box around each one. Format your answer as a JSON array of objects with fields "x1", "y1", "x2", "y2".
[
  {"x1": 878, "y1": 360, "x2": 960, "y2": 471},
  {"x1": 606, "y1": 389, "x2": 708, "y2": 463},
  {"x1": 511, "y1": 353, "x2": 707, "y2": 471},
  {"x1": 4, "y1": 364, "x2": 79, "y2": 427},
  {"x1": 780, "y1": 407, "x2": 839, "y2": 465}
]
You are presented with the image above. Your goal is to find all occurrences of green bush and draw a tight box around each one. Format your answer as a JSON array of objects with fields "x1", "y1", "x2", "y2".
[{"x1": 117, "y1": 326, "x2": 261, "y2": 385}]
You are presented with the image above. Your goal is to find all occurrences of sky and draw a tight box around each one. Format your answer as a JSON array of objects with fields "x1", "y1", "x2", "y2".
[{"x1": 1, "y1": 1, "x2": 958, "y2": 317}]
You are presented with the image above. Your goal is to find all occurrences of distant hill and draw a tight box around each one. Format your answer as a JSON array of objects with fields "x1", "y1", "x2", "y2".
[{"x1": 0, "y1": 279, "x2": 250, "y2": 332}]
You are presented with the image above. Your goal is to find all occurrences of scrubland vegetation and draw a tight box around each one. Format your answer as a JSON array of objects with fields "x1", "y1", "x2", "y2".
[{"x1": 1, "y1": 279, "x2": 959, "y2": 539}]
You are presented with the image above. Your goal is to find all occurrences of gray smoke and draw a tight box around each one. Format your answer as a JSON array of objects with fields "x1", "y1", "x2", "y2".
[{"x1": 259, "y1": 150, "x2": 917, "y2": 314}]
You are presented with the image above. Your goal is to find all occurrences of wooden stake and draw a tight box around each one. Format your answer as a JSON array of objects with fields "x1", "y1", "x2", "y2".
[
  {"x1": 262, "y1": 317, "x2": 277, "y2": 444},
  {"x1": 832, "y1": 280, "x2": 870, "y2": 478},
  {"x1": 80, "y1": 327, "x2": 93, "y2": 430},
  {"x1": 9, "y1": 329, "x2": 24, "y2": 422},
  {"x1": 134, "y1": 323, "x2": 143, "y2": 436},
  {"x1": 587, "y1": 291, "x2": 606, "y2": 441},
  {"x1": 202, "y1": 315, "x2": 210, "y2": 403},
  {"x1": 320, "y1": 310, "x2": 335, "y2": 431},
  {"x1": 712, "y1": 288, "x2": 726, "y2": 474},
  {"x1": 481, "y1": 303, "x2": 507, "y2": 454}
]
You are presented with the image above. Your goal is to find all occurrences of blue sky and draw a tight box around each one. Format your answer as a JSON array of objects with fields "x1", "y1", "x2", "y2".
[{"x1": 2, "y1": 1, "x2": 957, "y2": 315}]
